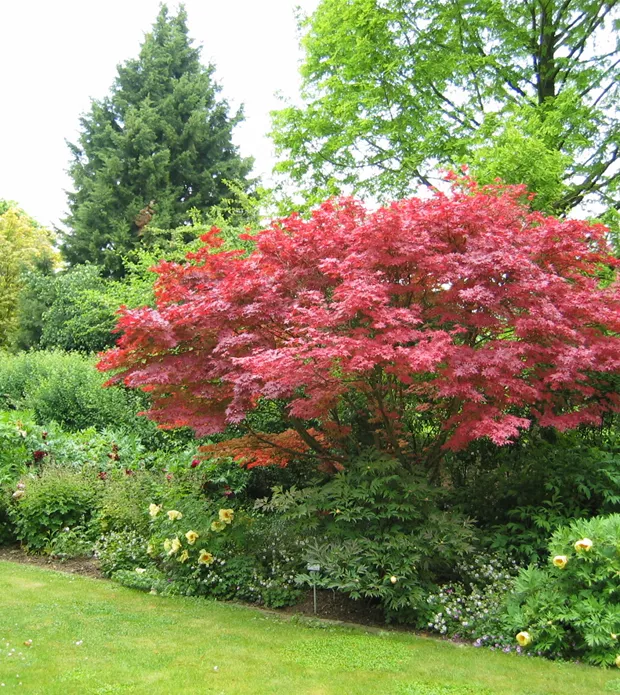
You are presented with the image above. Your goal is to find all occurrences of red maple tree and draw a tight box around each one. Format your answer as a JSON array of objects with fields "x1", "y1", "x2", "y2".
[{"x1": 98, "y1": 181, "x2": 620, "y2": 474}]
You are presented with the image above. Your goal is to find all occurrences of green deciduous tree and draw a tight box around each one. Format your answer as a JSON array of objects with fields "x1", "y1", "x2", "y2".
[
  {"x1": 272, "y1": 0, "x2": 620, "y2": 214},
  {"x1": 0, "y1": 203, "x2": 56, "y2": 348},
  {"x1": 62, "y1": 4, "x2": 253, "y2": 277}
]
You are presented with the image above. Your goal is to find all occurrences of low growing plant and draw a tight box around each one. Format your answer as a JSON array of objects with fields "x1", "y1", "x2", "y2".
[{"x1": 425, "y1": 554, "x2": 519, "y2": 649}]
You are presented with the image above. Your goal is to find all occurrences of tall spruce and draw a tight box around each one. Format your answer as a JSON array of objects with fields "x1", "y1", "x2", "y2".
[{"x1": 63, "y1": 5, "x2": 253, "y2": 277}]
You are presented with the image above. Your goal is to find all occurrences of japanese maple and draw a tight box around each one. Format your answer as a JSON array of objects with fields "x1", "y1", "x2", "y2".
[{"x1": 98, "y1": 181, "x2": 620, "y2": 474}]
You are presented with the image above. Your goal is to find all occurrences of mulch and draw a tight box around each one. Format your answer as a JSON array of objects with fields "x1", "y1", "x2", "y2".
[{"x1": 0, "y1": 545, "x2": 103, "y2": 579}]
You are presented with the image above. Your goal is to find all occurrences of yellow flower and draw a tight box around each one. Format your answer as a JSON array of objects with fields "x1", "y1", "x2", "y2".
[
  {"x1": 146, "y1": 543, "x2": 155, "y2": 556},
  {"x1": 615, "y1": 655, "x2": 620, "y2": 668},
  {"x1": 163, "y1": 538, "x2": 172, "y2": 552},
  {"x1": 552, "y1": 555, "x2": 568, "y2": 569},
  {"x1": 178, "y1": 550, "x2": 190, "y2": 563},
  {"x1": 198, "y1": 549, "x2": 215, "y2": 565},
  {"x1": 12, "y1": 490, "x2": 24, "y2": 500},
  {"x1": 210, "y1": 520, "x2": 226, "y2": 532},
  {"x1": 185, "y1": 530, "x2": 199, "y2": 545},
  {"x1": 218, "y1": 508, "x2": 234, "y2": 524},
  {"x1": 168, "y1": 537, "x2": 182, "y2": 555},
  {"x1": 574, "y1": 538, "x2": 593, "y2": 552},
  {"x1": 516, "y1": 631, "x2": 532, "y2": 647},
  {"x1": 148, "y1": 503, "x2": 162, "y2": 518},
  {"x1": 167, "y1": 509, "x2": 183, "y2": 521},
  {"x1": 390, "y1": 576, "x2": 398, "y2": 584}
]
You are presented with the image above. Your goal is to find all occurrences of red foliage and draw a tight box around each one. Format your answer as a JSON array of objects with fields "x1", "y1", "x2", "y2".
[{"x1": 98, "y1": 182, "x2": 620, "y2": 469}]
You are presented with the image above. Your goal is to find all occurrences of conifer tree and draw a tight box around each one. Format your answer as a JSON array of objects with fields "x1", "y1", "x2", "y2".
[{"x1": 63, "y1": 4, "x2": 253, "y2": 277}]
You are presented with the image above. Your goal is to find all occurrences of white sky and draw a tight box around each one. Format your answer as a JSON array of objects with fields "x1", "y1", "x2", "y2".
[{"x1": 0, "y1": 0, "x2": 318, "y2": 228}]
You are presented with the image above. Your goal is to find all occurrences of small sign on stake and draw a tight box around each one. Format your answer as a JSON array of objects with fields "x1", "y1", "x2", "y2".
[{"x1": 307, "y1": 563, "x2": 321, "y2": 614}]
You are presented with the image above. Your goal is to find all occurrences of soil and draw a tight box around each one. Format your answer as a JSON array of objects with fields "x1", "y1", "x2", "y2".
[
  {"x1": 279, "y1": 588, "x2": 387, "y2": 628},
  {"x1": 0, "y1": 545, "x2": 103, "y2": 579}
]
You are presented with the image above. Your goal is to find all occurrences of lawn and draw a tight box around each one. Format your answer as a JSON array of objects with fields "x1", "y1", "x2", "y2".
[{"x1": 0, "y1": 561, "x2": 618, "y2": 694}]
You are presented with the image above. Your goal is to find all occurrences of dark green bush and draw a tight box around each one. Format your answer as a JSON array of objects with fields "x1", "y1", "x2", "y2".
[
  {"x1": 262, "y1": 452, "x2": 476, "y2": 622},
  {"x1": 447, "y1": 429, "x2": 620, "y2": 562}
]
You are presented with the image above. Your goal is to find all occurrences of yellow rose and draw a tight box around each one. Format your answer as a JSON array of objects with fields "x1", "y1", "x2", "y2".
[
  {"x1": 167, "y1": 510, "x2": 183, "y2": 521},
  {"x1": 163, "y1": 538, "x2": 172, "y2": 552},
  {"x1": 198, "y1": 549, "x2": 215, "y2": 565},
  {"x1": 390, "y1": 576, "x2": 398, "y2": 584},
  {"x1": 210, "y1": 520, "x2": 226, "y2": 532},
  {"x1": 615, "y1": 655, "x2": 620, "y2": 668},
  {"x1": 552, "y1": 555, "x2": 568, "y2": 569},
  {"x1": 218, "y1": 508, "x2": 234, "y2": 524},
  {"x1": 168, "y1": 537, "x2": 182, "y2": 555},
  {"x1": 148, "y1": 503, "x2": 162, "y2": 518},
  {"x1": 574, "y1": 538, "x2": 593, "y2": 552},
  {"x1": 146, "y1": 543, "x2": 155, "y2": 556},
  {"x1": 185, "y1": 530, "x2": 199, "y2": 545},
  {"x1": 516, "y1": 631, "x2": 532, "y2": 647},
  {"x1": 178, "y1": 550, "x2": 190, "y2": 563}
]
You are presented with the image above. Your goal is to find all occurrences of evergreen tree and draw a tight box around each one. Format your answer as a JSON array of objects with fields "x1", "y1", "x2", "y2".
[{"x1": 62, "y1": 4, "x2": 253, "y2": 277}]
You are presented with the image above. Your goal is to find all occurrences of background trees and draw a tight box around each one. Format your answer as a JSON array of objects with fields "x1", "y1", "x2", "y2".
[
  {"x1": 272, "y1": 0, "x2": 620, "y2": 214},
  {"x1": 0, "y1": 202, "x2": 56, "y2": 348},
  {"x1": 62, "y1": 4, "x2": 253, "y2": 277}
]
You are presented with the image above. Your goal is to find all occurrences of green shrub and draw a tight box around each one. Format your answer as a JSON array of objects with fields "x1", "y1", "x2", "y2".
[
  {"x1": 95, "y1": 528, "x2": 151, "y2": 576},
  {"x1": 508, "y1": 514, "x2": 620, "y2": 666},
  {"x1": 48, "y1": 525, "x2": 97, "y2": 559},
  {"x1": 0, "y1": 411, "x2": 45, "y2": 485},
  {"x1": 0, "y1": 488, "x2": 16, "y2": 545},
  {"x1": 132, "y1": 494, "x2": 302, "y2": 606},
  {"x1": 448, "y1": 430, "x2": 620, "y2": 563},
  {"x1": 8, "y1": 467, "x2": 100, "y2": 551},
  {"x1": 263, "y1": 452, "x2": 476, "y2": 622},
  {"x1": 94, "y1": 470, "x2": 163, "y2": 535}
]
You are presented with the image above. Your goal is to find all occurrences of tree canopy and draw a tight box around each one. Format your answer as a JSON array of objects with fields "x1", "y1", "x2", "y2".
[
  {"x1": 99, "y1": 182, "x2": 620, "y2": 477},
  {"x1": 62, "y1": 4, "x2": 253, "y2": 277},
  {"x1": 0, "y1": 203, "x2": 56, "y2": 348},
  {"x1": 272, "y1": 0, "x2": 620, "y2": 214}
]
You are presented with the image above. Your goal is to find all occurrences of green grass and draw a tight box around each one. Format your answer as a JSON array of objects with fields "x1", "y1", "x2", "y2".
[{"x1": 0, "y1": 561, "x2": 618, "y2": 694}]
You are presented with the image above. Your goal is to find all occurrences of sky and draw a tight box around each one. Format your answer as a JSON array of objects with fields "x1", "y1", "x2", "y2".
[{"x1": 0, "y1": 0, "x2": 318, "y2": 228}]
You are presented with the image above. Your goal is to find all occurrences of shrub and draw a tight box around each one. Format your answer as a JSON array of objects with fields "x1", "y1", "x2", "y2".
[
  {"x1": 133, "y1": 494, "x2": 303, "y2": 606},
  {"x1": 95, "y1": 528, "x2": 151, "y2": 576},
  {"x1": 94, "y1": 470, "x2": 162, "y2": 535},
  {"x1": 448, "y1": 430, "x2": 620, "y2": 563},
  {"x1": 508, "y1": 514, "x2": 620, "y2": 666},
  {"x1": 263, "y1": 453, "x2": 476, "y2": 622},
  {"x1": 0, "y1": 411, "x2": 45, "y2": 486},
  {"x1": 8, "y1": 467, "x2": 100, "y2": 551},
  {"x1": 48, "y1": 525, "x2": 97, "y2": 559},
  {"x1": 0, "y1": 351, "x2": 146, "y2": 432}
]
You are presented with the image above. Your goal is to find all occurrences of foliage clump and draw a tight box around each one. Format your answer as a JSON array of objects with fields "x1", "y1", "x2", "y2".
[
  {"x1": 509, "y1": 514, "x2": 620, "y2": 667},
  {"x1": 100, "y1": 182, "x2": 620, "y2": 477}
]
